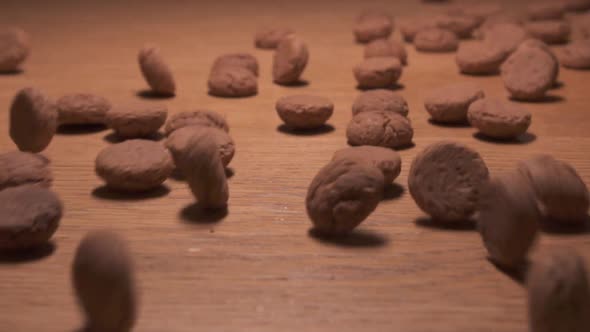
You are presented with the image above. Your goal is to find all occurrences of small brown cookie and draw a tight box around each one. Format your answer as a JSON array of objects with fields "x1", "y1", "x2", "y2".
[
  {"x1": 346, "y1": 111, "x2": 413, "y2": 149},
  {"x1": 353, "y1": 57, "x2": 402, "y2": 89},
  {"x1": 306, "y1": 158, "x2": 384, "y2": 235},
  {"x1": 559, "y1": 40, "x2": 590, "y2": 69},
  {"x1": 435, "y1": 14, "x2": 480, "y2": 39},
  {"x1": 332, "y1": 146, "x2": 401, "y2": 184},
  {"x1": 399, "y1": 17, "x2": 436, "y2": 42},
  {"x1": 518, "y1": 155, "x2": 589, "y2": 224},
  {"x1": 164, "y1": 110, "x2": 229, "y2": 136},
  {"x1": 467, "y1": 98, "x2": 532, "y2": 139},
  {"x1": 0, "y1": 185, "x2": 62, "y2": 250},
  {"x1": 272, "y1": 34, "x2": 309, "y2": 85},
  {"x1": 501, "y1": 45, "x2": 558, "y2": 101},
  {"x1": 364, "y1": 38, "x2": 408, "y2": 65},
  {"x1": 478, "y1": 170, "x2": 540, "y2": 268},
  {"x1": 254, "y1": 26, "x2": 294, "y2": 49},
  {"x1": 56, "y1": 93, "x2": 111, "y2": 126},
  {"x1": 424, "y1": 82, "x2": 485, "y2": 123},
  {"x1": 275, "y1": 95, "x2": 333, "y2": 129},
  {"x1": 446, "y1": 4, "x2": 503, "y2": 23},
  {"x1": 527, "y1": 2, "x2": 566, "y2": 21},
  {"x1": 208, "y1": 66, "x2": 257, "y2": 98},
  {"x1": 414, "y1": 28, "x2": 459, "y2": 52},
  {"x1": 408, "y1": 141, "x2": 489, "y2": 222},
  {"x1": 483, "y1": 23, "x2": 530, "y2": 54},
  {"x1": 526, "y1": 249, "x2": 590, "y2": 332},
  {"x1": 212, "y1": 53, "x2": 259, "y2": 76},
  {"x1": 138, "y1": 45, "x2": 176, "y2": 96},
  {"x1": 354, "y1": 11, "x2": 393, "y2": 43},
  {"x1": 73, "y1": 230, "x2": 137, "y2": 332},
  {"x1": 0, "y1": 151, "x2": 52, "y2": 191},
  {"x1": 0, "y1": 27, "x2": 30, "y2": 72},
  {"x1": 106, "y1": 104, "x2": 167, "y2": 139},
  {"x1": 456, "y1": 41, "x2": 509, "y2": 75},
  {"x1": 519, "y1": 39, "x2": 560, "y2": 84},
  {"x1": 165, "y1": 126, "x2": 235, "y2": 169},
  {"x1": 95, "y1": 140, "x2": 173, "y2": 192},
  {"x1": 10, "y1": 87, "x2": 57, "y2": 153},
  {"x1": 525, "y1": 20, "x2": 571, "y2": 45},
  {"x1": 563, "y1": 0, "x2": 590, "y2": 11},
  {"x1": 182, "y1": 132, "x2": 229, "y2": 209},
  {"x1": 352, "y1": 89, "x2": 409, "y2": 117},
  {"x1": 473, "y1": 13, "x2": 526, "y2": 39}
]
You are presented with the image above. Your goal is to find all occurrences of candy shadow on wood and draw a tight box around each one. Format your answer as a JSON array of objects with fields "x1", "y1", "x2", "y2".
[
  {"x1": 415, "y1": 217, "x2": 476, "y2": 231},
  {"x1": 0, "y1": 242, "x2": 56, "y2": 264},
  {"x1": 551, "y1": 81, "x2": 564, "y2": 90},
  {"x1": 207, "y1": 91, "x2": 259, "y2": 99},
  {"x1": 459, "y1": 70, "x2": 499, "y2": 77},
  {"x1": 275, "y1": 79, "x2": 309, "y2": 88},
  {"x1": 488, "y1": 257, "x2": 529, "y2": 285},
  {"x1": 180, "y1": 203, "x2": 228, "y2": 224},
  {"x1": 540, "y1": 215, "x2": 590, "y2": 235},
  {"x1": 510, "y1": 94, "x2": 565, "y2": 104},
  {"x1": 308, "y1": 228, "x2": 389, "y2": 248},
  {"x1": 473, "y1": 132, "x2": 537, "y2": 145},
  {"x1": 92, "y1": 185, "x2": 170, "y2": 201},
  {"x1": 356, "y1": 83, "x2": 404, "y2": 92},
  {"x1": 57, "y1": 124, "x2": 107, "y2": 135},
  {"x1": 0, "y1": 69, "x2": 24, "y2": 76},
  {"x1": 382, "y1": 183, "x2": 405, "y2": 201},
  {"x1": 427, "y1": 119, "x2": 471, "y2": 128},
  {"x1": 277, "y1": 124, "x2": 335, "y2": 136},
  {"x1": 136, "y1": 89, "x2": 175, "y2": 100},
  {"x1": 103, "y1": 131, "x2": 164, "y2": 143}
]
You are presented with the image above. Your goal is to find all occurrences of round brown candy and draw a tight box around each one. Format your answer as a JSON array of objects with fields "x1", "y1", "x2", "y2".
[
  {"x1": 106, "y1": 104, "x2": 167, "y2": 139},
  {"x1": 424, "y1": 82, "x2": 485, "y2": 124},
  {"x1": 332, "y1": 146, "x2": 401, "y2": 184},
  {"x1": 272, "y1": 34, "x2": 309, "y2": 85},
  {"x1": 482, "y1": 23, "x2": 530, "y2": 54},
  {"x1": 254, "y1": 26, "x2": 294, "y2": 49},
  {"x1": 364, "y1": 38, "x2": 408, "y2": 65},
  {"x1": 414, "y1": 28, "x2": 459, "y2": 52},
  {"x1": 478, "y1": 170, "x2": 540, "y2": 268},
  {"x1": 306, "y1": 158, "x2": 384, "y2": 235},
  {"x1": 354, "y1": 11, "x2": 393, "y2": 43},
  {"x1": 456, "y1": 41, "x2": 509, "y2": 75},
  {"x1": 164, "y1": 110, "x2": 229, "y2": 136},
  {"x1": 56, "y1": 93, "x2": 111, "y2": 126},
  {"x1": 352, "y1": 89, "x2": 409, "y2": 117},
  {"x1": 527, "y1": 249, "x2": 590, "y2": 332},
  {"x1": 473, "y1": 13, "x2": 526, "y2": 40},
  {"x1": 138, "y1": 45, "x2": 176, "y2": 96},
  {"x1": 525, "y1": 20, "x2": 571, "y2": 45},
  {"x1": 527, "y1": 2, "x2": 566, "y2": 21},
  {"x1": 165, "y1": 126, "x2": 235, "y2": 169},
  {"x1": 501, "y1": 45, "x2": 557, "y2": 101},
  {"x1": 0, "y1": 151, "x2": 52, "y2": 191},
  {"x1": 446, "y1": 3, "x2": 502, "y2": 23},
  {"x1": 559, "y1": 41, "x2": 590, "y2": 69},
  {"x1": 275, "y1": 95, "x2": 333, "y2": 129},
  {"x1": 72, "y1": 230, "x2": 137, "y2": 332},
  {"x1": 435, "y1": 14, "x2": 480, "y2": 39},
  {"x1": 519, "y1": 39, "x2": 560, "y2": 84},
  {"x1": 10, "y1": 87, "x2": 57, "y2": 153},
  {"x1": 0, "y1": 185, "x2": 62, "y2": 250},
  {"x1": 353, "y1": 57, "x2": 402, "y2": 89},
  {"x1": 399, "y1": 17, "x2": 436, "y2": 42},
  {"x1": 211, "y1": 53, "x2": 259, "y2": 76},
  {"x1": 0, "y1": 27, "x2": 30, "y2": 72},
  {"x1": 208, "y1": 66, "x2": 257, "y2": 98},
  {"x1": 408, "y1": 141, "x2": 489, "y2": 222},
  {"x1": 346, "y1": 111, "x2": 413, "y2": 149},
  {"x1": 467, "y1": 98, "x2": 532, "y2": 139},
  {"x1": 95, "y1": 139, "x2": 173, "y2": 192},
  {"x1": 518, "y1": 155, "x2": 589, "y2": 224}
]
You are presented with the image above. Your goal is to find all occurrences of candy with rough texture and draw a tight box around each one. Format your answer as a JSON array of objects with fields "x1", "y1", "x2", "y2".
[
  {"x1": 473, "y1": 13, "x2": 526, "y2": 39},
  {"x1": 527, "y1": 2, "x2": 565, "y2": 21},
  {"x1": 0, "y1": 151, "x2": 52, "y2": 191},
  {"x1": 164, "y1": 110, "x2": 229, "y2": 136},
  {"x1": 208, "y1": 66, "x2": 257, "y2": 98},
  {"x1": 10, "y1": 87, "x2": 57, "y2": 153},
  {"x1": 56, "y1": 93, "x2": 111, "y2": 125},
  {"x1": 165, "y1": 126, "x2": 234, "y2": 169},
  {"x1": 559, "y1": 40, "x2": 590, "y2": 69},
  {"x1": 518, "y1": 155, "x2": 589, "y2": 224},
  {"x1": 354, "y1": 11, "x2": 393, "y2": 43},
  {"x1": 525, "y1": 20, "x2": 571, "y2": 45},
  {"x1": 435, "y1": 14, "x2": 480, "y2": 39},
  {"x1": 399, "y1": 17, "x2": 436, "y2": 42},
  {"x1": 212, "y1": 53, "x2": 259, "y2": 76},
  {"x1": 346, "y1": 111, "x2": 413, "y2": 149},
  {"x1": 456, "y1": 41, "x2": 509, "y2": 75},
  {"x1": 353, "y1": 57, "x2": 402, "y2": 89},
  {"x1": 482, "y1": 23, "x2": 530, "y2": 54},
  {"x1": 408, "y1": 141, "x2": 489, "y2": 222},
  {"x1": 467, "y1": 98, "x2": 532, "y2": 139},
  {"x1": 275, "y1": 95, "x2": 333, "y2": 129},
  {"x1": 332, "y1": 146, "x2": 401, "y2": 184},
  {"x1": 519, "y1": 39, "x2": 560, "y2": 84},
  {"x1": 0, "y1": 27, "x2": 30, "y2": 72},
  {"x1": 414, "y1": 28, "x2": 459, "y2": 52},
  {"x1": 364, "y1": 38, "x2": 408, "y2": 65},
  {"x1": 501, "y1": 45, "x2": 557, "y2": 101},
  {"x1": 478, "y1": 170, "x2": 540, "y2": 268},
  {"x1": 272, "y1": 34, "x2": 308, "y2": 85},
  {"x1": 255, "y1": 26, "x2": 294, "y2": 49},
  {"x1": 352, "y1": 89, "x2": 409, "y2": 117},
  {"x1": 306, "y1": 159, "x2": 384, "y2": 235},
  {"x1": 424, "y1": 82, "x2": 484, "y2": 123},
  {"x1": 138, "y1": 45, "x2": 175, "y2": 96},
  {"x1": 0, "y1": 185, "x2": 62, "y2": 250},
  {"x1": 95, "y1": 140, "x2": 173, "y2": 192},
  {"x1": 72, "y1": 230, "x2": 137, "y2": 332},
  {"x1": 527, "y1": 249, "x2": 590, "y2": 332},
  {"x1": 106, "y1": 104, "x2": 167, "y2": 139}
]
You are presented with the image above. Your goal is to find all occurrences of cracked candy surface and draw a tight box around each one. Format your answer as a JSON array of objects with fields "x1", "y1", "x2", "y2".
[
  {"x1": 212, "y1": 53, "x2": 259, "y2": 76},
  {"x1": 353, "y1": 57, "x2": 402, "y2": 89},
  {"x1": 56, "y1": 93, "x2": 111, "y2": 125},
  {"x1": 0, "y1": 150, "x2": 52, "y2": 191},
  {"x1": 272, "y1": 34, "x2": 309, "y2": 84},
  {"x1": 352, "y1": 89, "x2": 408, "y2": 117},
  {"x1": 164, "y1": 110, "x2": 229, "y2": 136},
  {"x1": 106, "y1": 103, "x2": 167, "y2": 139},
  {"x1": 468, "y1": 98, "x2": 531, "y2": 139},
  {"x1": 275, "y1": 94, "x2": 333, "y2": 129},
  {"x1": 332, "y1": 146, "x2": 401, "y2": 184},
  {"x1": 424, "y1": 82, "x2": 484, "y2": 123},
  {"x1": 166, "y1": 126, "x2": 234, "y2": 169},
  {"x1": 346, "y1": 111, "x2": 413, "y2": 149},
  {"x1": 208, "y1": 66, "x2": 257, "y2": 97}
]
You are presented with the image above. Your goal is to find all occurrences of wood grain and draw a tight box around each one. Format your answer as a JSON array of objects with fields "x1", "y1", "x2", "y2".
[{"x1": 0, "y1": 0, "x2": 589, "y2": 331}]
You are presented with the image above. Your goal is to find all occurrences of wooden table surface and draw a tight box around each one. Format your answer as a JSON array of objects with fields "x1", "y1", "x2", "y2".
[{"x1": 1, "y1": 0, "x2": 590, "y2": 331}]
